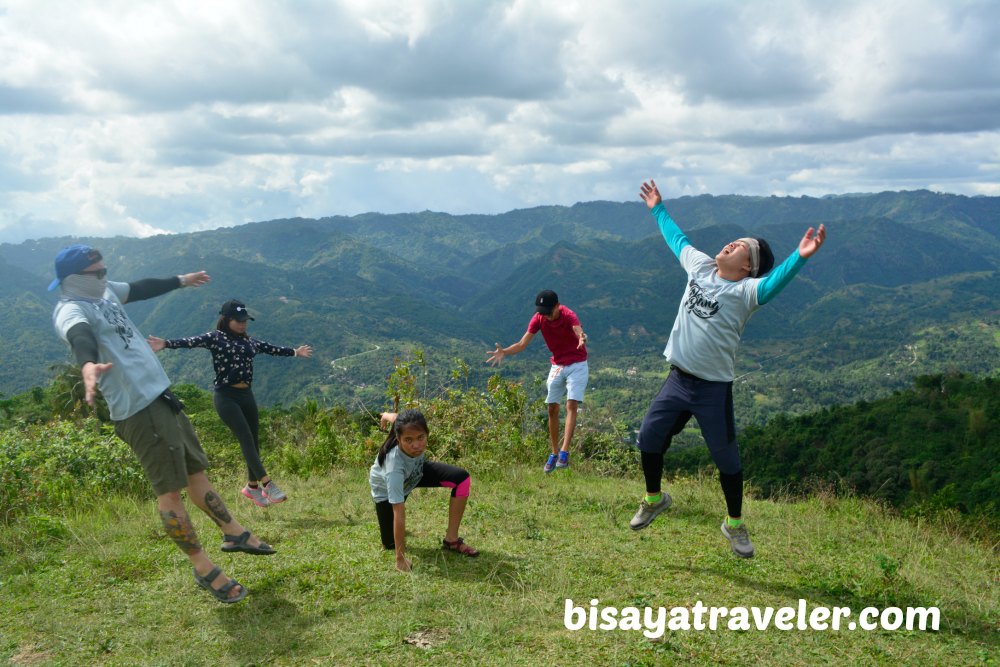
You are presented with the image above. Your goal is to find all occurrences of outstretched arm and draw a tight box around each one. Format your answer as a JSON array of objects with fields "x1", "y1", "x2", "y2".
[
  {"x1": 757, "y1": 224, "x2": 827, "y2": 305},
  {"x1": 123, "y1": 271, "x2": 210, "y2": 304},
  {"x1": 640, "y1": 179, "x2": 690, "y2": 260},
  {"x1": 156, "y1": 331, "x2": 217, "y2": 350},
  {"x1": 487, "y1": 331, "x2": 535, "y2": 366},
  {"x1": 254, "y1": 339, "x2": 296, "y2": 357}
]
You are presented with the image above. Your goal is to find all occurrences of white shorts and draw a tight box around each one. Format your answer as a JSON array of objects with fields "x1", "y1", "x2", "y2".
[{"x1": 545, "y1": 360, "x2": 589, "y2": 404}]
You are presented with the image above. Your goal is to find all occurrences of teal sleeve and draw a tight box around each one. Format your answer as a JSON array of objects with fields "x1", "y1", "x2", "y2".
[
  {"x1": 651, "y1": 203, "x2": 691, "y2": 260},
  {"x1": 757, "y1": 250, "x2": 808, "y2": 305}
]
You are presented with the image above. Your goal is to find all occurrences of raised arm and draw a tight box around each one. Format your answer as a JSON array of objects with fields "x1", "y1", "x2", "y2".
[
  {"x1": 487, "y1": 330, "x2": 536, "y2": 366},
  {"x1": 757, "y1": 224, "x2": 827, "y2": 305},
  {"x1": 640, "y1": 179, "x2": 690, "y2": 260}
]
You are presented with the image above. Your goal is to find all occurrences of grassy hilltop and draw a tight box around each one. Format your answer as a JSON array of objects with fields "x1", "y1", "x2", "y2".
[
  {"x1": 1, "y1": 356, "x2": 997, "y2": 665},
  {"x1": 2, "y1": 465, "x2": 997, "y2": 666}
]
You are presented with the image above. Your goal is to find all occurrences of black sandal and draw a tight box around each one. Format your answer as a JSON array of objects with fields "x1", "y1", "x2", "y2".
[
  {"x1": 221, "y1": 530, "x2": 276, "y2": 555},
  {"x1": 193, "y1": 566, "x2": 248, "y2": 604}
]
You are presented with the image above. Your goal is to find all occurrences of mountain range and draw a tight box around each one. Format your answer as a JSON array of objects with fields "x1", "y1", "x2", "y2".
[{"x1": 2, "y1": 190, "x2": 999, "y2": 424}]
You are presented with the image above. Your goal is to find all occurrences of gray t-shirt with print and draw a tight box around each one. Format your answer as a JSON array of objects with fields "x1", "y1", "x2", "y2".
[
  {"x1": 663, "y1": 246, "x2": 762, "y2": 382},
  {"x1": 369, "y1": 445, "x2": 425, "y2": 504},
  {"x1": 52, "y1": 281, "x2": 170, "y2": 421}
]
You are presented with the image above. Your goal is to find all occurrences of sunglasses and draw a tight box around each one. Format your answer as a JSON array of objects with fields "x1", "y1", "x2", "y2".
[{"x1": 79, "y1": 268, "x2": 108, "y2": 279}]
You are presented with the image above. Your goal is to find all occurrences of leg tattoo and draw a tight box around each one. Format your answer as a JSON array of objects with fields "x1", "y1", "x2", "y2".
[
  {"x1": 204, "y1": 491, "x2": 233, "y2": 527},
  {"x1": 159, "y1": 510, "x2": 202, "y2": 554}
]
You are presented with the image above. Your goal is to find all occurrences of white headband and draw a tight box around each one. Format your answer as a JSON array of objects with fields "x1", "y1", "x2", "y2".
[{"x1": 737, "y1": 237, "x2": 760, "y2": 277}]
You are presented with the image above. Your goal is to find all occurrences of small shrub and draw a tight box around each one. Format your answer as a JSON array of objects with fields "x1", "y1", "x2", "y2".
[{"x1": 0, "y1": 420, "x2": 146, "y2": 522}]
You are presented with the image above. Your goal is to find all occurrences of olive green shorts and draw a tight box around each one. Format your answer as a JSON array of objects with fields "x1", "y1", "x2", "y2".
[{"x1": 114, "y1": 394, "x2": 209, "y2": 496}]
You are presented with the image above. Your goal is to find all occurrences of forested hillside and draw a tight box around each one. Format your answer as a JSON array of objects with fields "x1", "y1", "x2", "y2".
[
  {"x1": 659, "y1": 372, "x2": 1000, "y2": 514},
  {"x1": 1, "y1": 190, "x2": 998, "y2": 427}
]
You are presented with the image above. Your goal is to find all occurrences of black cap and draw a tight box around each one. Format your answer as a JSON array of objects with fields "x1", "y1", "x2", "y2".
[
  {"x1": 219, "y1": 299, "x2": 254, "y2": 321},
  {"x1": 754, "y1": 238, "x2": 774, "y2": 276},
  {"x1": 535, "y1": 289, "x2": 558, "y2": 314}
]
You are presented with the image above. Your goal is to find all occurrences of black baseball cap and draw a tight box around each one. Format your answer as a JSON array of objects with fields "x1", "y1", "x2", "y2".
[
  {"x1": 219, "y1": 299, "x2": 254, "y2": 321},
  {"x1": 535, "y1": 290, "x2": 558, "y2": 315}
]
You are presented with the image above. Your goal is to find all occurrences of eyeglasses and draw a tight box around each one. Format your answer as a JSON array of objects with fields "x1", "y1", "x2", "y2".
[{"x1": 78, "y1": 268, "x2": 108, "y2": 279}]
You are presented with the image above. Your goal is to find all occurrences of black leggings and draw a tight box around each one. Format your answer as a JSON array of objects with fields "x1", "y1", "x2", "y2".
[
  {"x1": 213, "y1": 386, "x2": 266, "y2": 482},
  {"x1": 641, "y1": 452, "x2": 744, "y2": 519},
  {"x1": 374, "y1": 461, "x2": 470, "y2": 549}
]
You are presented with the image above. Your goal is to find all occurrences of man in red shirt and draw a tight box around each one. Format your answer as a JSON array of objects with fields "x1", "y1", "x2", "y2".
[{"x1": 488, "y1": 290, "x2": 589, "y2": 473}]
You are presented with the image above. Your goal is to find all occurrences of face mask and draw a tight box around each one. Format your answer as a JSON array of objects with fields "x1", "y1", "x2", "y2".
[{"x1": 61, "y1": 273, "x2": 108, "y2": 300}]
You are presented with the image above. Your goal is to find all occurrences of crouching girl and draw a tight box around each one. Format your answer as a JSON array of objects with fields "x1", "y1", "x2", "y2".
[{"x1": 369, "y1": 409, "x2": 479, "y2": 571}]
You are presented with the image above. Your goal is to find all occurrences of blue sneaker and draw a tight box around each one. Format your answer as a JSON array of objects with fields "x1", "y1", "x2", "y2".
[
  {"x1": 543, "y1": 454, "x2": 557, "y2": 473},
  {"x1": 555, "y1": 451, "x2": 570, "y2": 469}
]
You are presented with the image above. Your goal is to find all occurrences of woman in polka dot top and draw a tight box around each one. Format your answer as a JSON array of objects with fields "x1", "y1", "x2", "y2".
[{"x1": 148, "y1": 299, "x2": 312, "y2": 507}]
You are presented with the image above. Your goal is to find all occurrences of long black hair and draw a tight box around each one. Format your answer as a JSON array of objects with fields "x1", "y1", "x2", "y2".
[{"x1": 377, "y1": 409, "x2": 429, "y2": 467}]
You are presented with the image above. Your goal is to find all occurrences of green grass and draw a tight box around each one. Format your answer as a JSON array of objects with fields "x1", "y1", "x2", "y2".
[{"x1": 1, "y1": 465, "x2": 997, "y2": 666}]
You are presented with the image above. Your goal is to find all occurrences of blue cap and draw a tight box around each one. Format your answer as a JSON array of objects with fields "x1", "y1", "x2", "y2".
[{"x1": 48, "y1": 244, "x2": 103, "y2": 291}]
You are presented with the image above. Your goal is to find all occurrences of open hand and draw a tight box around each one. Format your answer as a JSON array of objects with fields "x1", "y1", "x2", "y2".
[
  {"x1": 798, "y1": 224, "x2": 827, "y2": 259},
  {"x1": 146, "y1": 335, "x2": 166, "y2": 352},
  {"x1": 180, "y1": 271, "x2": 211, "y2": 288},
  {"x1": 487, "y1": 343, "x2": 505, "y2": 367},
  {"x1": 640, "y1": 180, "x2": 662, "y2": 209},
  {"x1": 82, "y1": 361, "x2": 113, "y2": 405}
]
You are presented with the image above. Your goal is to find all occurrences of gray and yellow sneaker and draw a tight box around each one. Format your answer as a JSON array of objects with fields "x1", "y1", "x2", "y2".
[
  {"x1": 721, "y1": 521, "x2": 755, "y2": 558},
  {"x1": 629, "y1": 493, "x2": 672, "y2": 530},
  {"x1": 262, "y1": 480, "x2": 287, "y2": 503}
]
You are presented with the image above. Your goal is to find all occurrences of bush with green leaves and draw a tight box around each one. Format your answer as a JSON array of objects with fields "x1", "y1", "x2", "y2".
[
  {"x1": 0, "y1": 419, "x2": 147, "y2": 522},
  {"x1": 267, "y1": 400, "x2": 373, "y2": 476}
]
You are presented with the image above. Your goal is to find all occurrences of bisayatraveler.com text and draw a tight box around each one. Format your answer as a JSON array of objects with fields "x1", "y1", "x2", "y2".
[{"x1": 564, "y1": 598, "x2": 940, "y2": 638}]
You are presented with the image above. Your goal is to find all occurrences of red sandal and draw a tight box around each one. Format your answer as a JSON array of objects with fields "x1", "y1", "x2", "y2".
[{"x1": 442, "y1": 536, "x2": 479, "y2": 557}]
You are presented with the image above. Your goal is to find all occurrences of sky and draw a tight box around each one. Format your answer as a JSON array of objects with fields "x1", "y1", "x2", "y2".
[{"x1": 1, "y1": 0, "x2": 999, "y2": 243}]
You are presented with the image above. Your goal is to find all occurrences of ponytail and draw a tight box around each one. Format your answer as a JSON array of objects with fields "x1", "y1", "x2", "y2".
[{"x1": 377, "y1": 408, "x2": 429, "y2": 467}]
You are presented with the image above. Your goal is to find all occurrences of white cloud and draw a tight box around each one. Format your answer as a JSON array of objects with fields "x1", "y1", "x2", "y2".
[{"x1": 0, "y1": 0, "x2": 997, "y2": 243}]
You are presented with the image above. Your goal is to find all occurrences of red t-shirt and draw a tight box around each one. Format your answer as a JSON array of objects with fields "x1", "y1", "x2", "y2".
[{"x1": 528, "y1": 305, "x2": 587, "y2": 366}]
